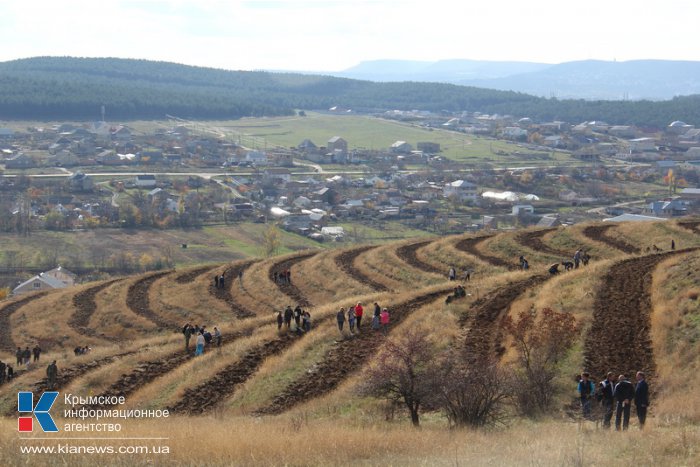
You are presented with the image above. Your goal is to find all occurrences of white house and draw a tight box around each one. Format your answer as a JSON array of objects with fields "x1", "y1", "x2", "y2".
[
  {"x1": 135, "y1": 174, "x2": 157, "y2": 188},
  {"x1": 443, "y1": 180, "x2": 478, "y2": 202},
  {"x1": 512, "y1": 204, "x2": 535, "y2": 215},
  {"x1": 43, "y1": 266, "x2": 77, "y2": 286},
  {"x1": 390, "y1": 141, "x2": 413, "y2": 153},
  {"x1": 629, "y1": 137, "x2": 657, "y2": 153},
  {"x1": 245, "y1": 150, "x2": 268, "y2": 165},
  {"x1": 12, "y1": 273, "x2": 67, "y2": 295}
]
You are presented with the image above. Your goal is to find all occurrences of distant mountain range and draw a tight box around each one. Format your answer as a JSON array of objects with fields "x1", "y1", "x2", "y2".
[{"x1": 333, "y1": 59, "x2": 700, "y2": 100}]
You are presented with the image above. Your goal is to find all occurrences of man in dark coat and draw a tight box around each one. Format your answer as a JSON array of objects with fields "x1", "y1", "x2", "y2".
[
  {"x1": 598, "y1": 372, "x2": 616, "y2": 428},
  {"x1": 635, "y1": 371, "x2": 650, "y2": 428},
  {"x1": 613, "y1": 374, "x2": 635, "y2": 430},
  {"x1": 284, "y1": 306, "x2": 293, "y2": 329}
]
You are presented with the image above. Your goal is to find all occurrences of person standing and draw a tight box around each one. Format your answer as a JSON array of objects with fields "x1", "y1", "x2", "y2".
[
  {"x1": 15, "y1": 347, "x2": 22, "y2": 366},
  {"x1": 448, "y1": 267, "x2": 456, "y2": 281},
  {"x1": 635, "y1": 371, "x2": 649, "y2": 429},
  {"x1": 355, "y1": 302, "x2": 364, "y2": 330},
  {"x1": 598, "y1": 372, "x2": 616, "y2": 428},
  {"x1": 284, "y1": 306, "x2": 293, "y2": 330},
  {"x1": 577, "y1": 372, "x2": 595, "y2": 419},
  {"x1": 214, "y1": 327, "x2": 222, "y2": 347},
  {"x1": 277, "y1": 311, "x2": 284, "y2": 330},
  {"x1": 348, "y1": 306, "x2": 356, "y2": 334},
  {"x1": 184, "y1": 324, "x2": 193, "y2": 352},
  {"x1": 195, "y1": 332, "x2": 205, "y2": 356},
  {"x1": 294, "y1": 305, "x2": 303, "y2": 329},
  {"x1": 613, "y1": 374, "x2": 635, "y2": 430},
  {"x1": 573, "y1": 249, "x2": 581, "y2": 269},
  {"x1": 380, "y1": 308, "x2": 390, "y2": 335},
  {"x1": 373, "y1": 302, "x2": 381, "y2": 318},
  {"x1": 23, "y1": 347, "x2": 31, "y2": 366},
  {"x1": 336, "y1": 307, "x2": 346, "y2": 334},
  {"x1": 671, "y1": 239, "x2": 675, "y2": 250},
  {"x1": 46, "y1": 360, "x2": 58, "y2": 390},
  {"x1": 32, "y1": 345, "x2": 42, "y2": 363},
  {"x1": 0, "y1": 360, "x2": 6, "y2": 384}
]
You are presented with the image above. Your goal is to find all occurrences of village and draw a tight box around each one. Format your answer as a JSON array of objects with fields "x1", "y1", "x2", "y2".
[{"x1": 0, "y1": 111, "x2": 699, "y2": 294}]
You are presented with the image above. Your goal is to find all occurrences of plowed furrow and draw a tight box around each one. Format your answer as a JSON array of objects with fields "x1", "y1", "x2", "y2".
[
  {"x1": 334, "y1": 246, "x2": 389, "y2": 291},
  {"x1": 583, "y1": 225, "x2": 640, "y2": 254},
  {"x1": 583, "y1": 248, "x2": 697, "y2": 381},
  {"x1": 209, "y1": 260, "x2": 258, "y2": 318},
  {"x1": 6, "y1": 351, "x2": 136, "y2": 415},
  {"x1": 168, "y1": 331, "x2": 306, "y2": 414},
  {"x1": 462, "y1": 275, "x2": 550, "y2": 364},
  {"x1": 81, "y1": 326, "x2": 257, "y2": 410},
  {"x1": 175, "y1": 265, "x2": 217, "y2": 284},
  {"x1": 0, "y1": 292, "x2": 49, "y2": 351},
  {"x1": 395, "y1": 239, "x2": 444, "y2": 275},
  {"x1": 126, "y1": 271, "x2": 176, "y2": 329},
  {"x1": 269, "y1": 252, "x2": 317, "y2": 307},
  {"x1": 255, "y1": 287, "x2": 452, "y2": 416},
  {"x1": 679, "y1": 221, "x2": 700, "y2": 235},
  {"x1": 455, "y1": 235, "x2": 515, "y2": 269},
  {"x1": 516, "y1": 228, "x2": 570, "y2": 257},
  {"x1": 70, "y1": 279, "x2": 122, "y2": 340}
]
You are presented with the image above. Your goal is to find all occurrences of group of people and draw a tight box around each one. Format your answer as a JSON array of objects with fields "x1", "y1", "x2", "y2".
[
  {"x1": 182, "y1": 323, "x2": 222, "y2": 355},
  {"x1": 448, "y1": 267, "x2": 472, "y2": 282},
  {"x1": 0, "y1": 360, "x2": 15, "y2": 384},
  {"x1": 577, "y1": 371, "x2": 649, "y2": 430},
  {"x1": 336, "y1": 302, "x2": 390, "y2": 335},
  {"x1": 273, "y1": 270, "x2": 292, "y2": 285},
  {"x1": 73, "y1": 345, "x2": 92, "y2": 356},
  {"x1": 15, "y1": 345, "x2": 41, "y2": 367},
  {"x1": 213, "y1": 272, "x2": 226, "y2": 289},
  {"x1": 277, "y1": 305, "x2": 312, "y2": 333}
]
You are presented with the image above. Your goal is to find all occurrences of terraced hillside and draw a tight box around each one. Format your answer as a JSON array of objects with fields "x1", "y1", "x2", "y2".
[{"x1": 1, "y1": 218, "x2": 699, "y2": 426}]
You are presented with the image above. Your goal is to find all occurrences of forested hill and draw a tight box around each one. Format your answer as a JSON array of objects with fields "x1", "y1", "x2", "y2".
[{"x1": 1, "y1": 56, "x2": 699, "y2": 126}]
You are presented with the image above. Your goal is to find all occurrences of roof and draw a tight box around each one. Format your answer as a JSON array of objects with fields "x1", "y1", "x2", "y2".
[
  {"x1": 45, "y1": 266, "x2": 77, "y2": 278},
  {"x1": 13, "y1": 273, "x2": 66, "y2": 292},
  {"x1": 328, "y1": 136, "x2": 345, "y2": 143},
  {"x1": 137, "y1": 174, "x2": 156, "y2": 180},
  {"x1": 603, "y1": 214, "x2": 667, "y2": 222}
]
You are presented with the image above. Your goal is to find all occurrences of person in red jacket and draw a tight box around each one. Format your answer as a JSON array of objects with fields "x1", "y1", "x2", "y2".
[{"x1": 354, "y1": 302, "x2": 364, "y2": 330}]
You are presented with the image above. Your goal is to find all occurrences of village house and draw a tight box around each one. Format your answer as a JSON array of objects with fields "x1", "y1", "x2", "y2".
[
  {"x1": 390, "y1": 141, "x2": 413, "y2": 154},
  {"x1": 12, "y1": 266, "x2": 77, "y2": 295},
  {"x1": 443, "y1": 180, "x2": 478, "y2": 202},
  {"x1": 416, "y1": 142, "x2": 440, "y2": 154},
  {"x1": 135, "y1": 174, "x2": 157, "y2": 188},
  {"x1": 327, "y1": 136, "x2": 347, "y2": 156}
]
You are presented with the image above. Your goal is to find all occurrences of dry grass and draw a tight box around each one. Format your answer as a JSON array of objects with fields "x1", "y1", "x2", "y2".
[
  {"x1": 650, "y1": 251, "x2": 700, "y2": 425},
  {"x1": 2, "y1": 417, "x2": 699, "y2": 466}
]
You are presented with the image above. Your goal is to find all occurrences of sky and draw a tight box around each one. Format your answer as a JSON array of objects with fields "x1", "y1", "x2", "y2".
[{"x1": 1, "y1": 0, "x2": 699, "y2": 72}]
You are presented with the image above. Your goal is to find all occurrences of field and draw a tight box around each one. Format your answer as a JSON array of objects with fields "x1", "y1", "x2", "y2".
[
  {"x1": 0, "y1": 218, "x2": 699, "y2": 466},
  {"x1": 125, "y1": 113, "x2": 566, "y2": 164}
]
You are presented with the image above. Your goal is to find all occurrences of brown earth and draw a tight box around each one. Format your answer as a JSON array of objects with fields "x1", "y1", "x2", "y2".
[
  {"x1": 0, "y1": 292, "x2": 49, "y2": 351},
  {"x1": 395, "y1": 239, "x2": 444, "y2": 275},
  {"x1": 334, "y1": 245, "x2": 389, "y2": 292},
  {"x1": 80, "y1": 325, "x2": 258, "y2": 410},
  {"x1": 679, "y1": 221, "x2": 700, "y2": 235},
  {"x1": 582, "y1": 225, "x2": 640, "y2": 254},
  {"x1": 268, "y1": 252, "x2": 317, "y2": 307},
  {"x1": 125, "y1": 271, "x2": 177, "y2": 330},
  {"x1": 175, "y1": 265, "x2": 218, "y2": 284},
  {"x1": 455, "y1": 235, "x2": 515, "y2": 269},
  {"x1": 461, "y1": 274, "x2": 550, "y2": 364},
  {"x1": 583, "y1": 248, "x2": 698, "y2": 381},
  {"x1": 168, "y1": 330, "x2": 308, "y2": 414},
  {"x1": 209, "y1": 260, "x2": 258, "y2": 318},
  {"x1": 516, "y1": 228, "x2": 572, "y2": 257},
  {"x1": 254, "y1": 287, "x2": 452, "y2": 416},
  {"x1": 69, "y1": 279, "x2": 123, "y2": 340}
]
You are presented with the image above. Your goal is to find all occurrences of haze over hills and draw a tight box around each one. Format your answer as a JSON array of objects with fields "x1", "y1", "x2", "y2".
[{"x1": 334, "y1": 59, "x2": 700, "y2": 100}]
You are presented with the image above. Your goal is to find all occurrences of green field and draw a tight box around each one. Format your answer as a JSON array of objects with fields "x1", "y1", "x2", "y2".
[{"x1": 127, "y1": 114, "x2": 566, "y2": 164}]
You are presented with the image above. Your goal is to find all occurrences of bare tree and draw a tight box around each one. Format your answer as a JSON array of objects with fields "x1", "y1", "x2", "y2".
[{"x1": 361, "y1": 328, "x2": 439, "y2": 427}]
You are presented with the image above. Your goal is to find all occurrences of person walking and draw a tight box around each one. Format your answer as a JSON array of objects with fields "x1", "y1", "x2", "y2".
[
  {"x1": 448, "y1": 267, "x2": 456, "y2": 281},
  {"x1": 613, "y1": 374, "x2": 635, "y2": 430},
  {"x1": 0, "y1": 360, "x2": 6, "y2": 384},
  {"x1": 671, "y1": 239, "x2": 676, "y2": 250},
  {"x1": 302, "y1": 311, "x2": 311, "y2": 332},
  {"x1": 336, "y1": 307, "x2": 346, "y2": 334},
  {"x1": 577, "y1": 372, "x2": 595, "y2": 419},
  {"x1": 635, "y1": 371, "x2": 649, "y2": 429},
  {"x1": 15, "y1": 347, "x2": 22, "y2": 366},
  {"x1": 219, "y1": 273, "x2": 225, "y2": 290},
  {"x1": 598, "y1": 372, "x2": 616, "y2": 428},
  {"x1": 380, "y1": 308, "x2": 390, "y2": 335},
  {"x1": 195, "y1": 332, "x2": 205, "y2": 356},
  {"x1": 23, "y1": 347, "x2": 31, "y2": 366},
  {"x1": 294, "y1": 305, "x2": 303, "y2": 329},
  {"x1": 348, "y1": 306, "x2": 356, "y2": 334},
  {"x1": 214, "y1": 327, "x2": 222, "y2": 347},
  {"x1": 46, "y1": 360, "x2": 58, "y2": 390},
  {"x1": 355, "y1": 302, "x2": 364, "y2": 330},
  {"x1": 573, "y1": 249, "x2": 581, "y2": 269},
  {"x1": 374, "y1": 302, "x2": 381, "y2": 318},
  {"x1": 32, "y1": 345, "x2": 42, "y2": 363}
]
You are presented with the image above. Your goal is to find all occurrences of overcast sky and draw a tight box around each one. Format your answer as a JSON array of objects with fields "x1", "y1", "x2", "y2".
[{"x1": 1, "y1": 0, "x2": 698, "y2": 71}]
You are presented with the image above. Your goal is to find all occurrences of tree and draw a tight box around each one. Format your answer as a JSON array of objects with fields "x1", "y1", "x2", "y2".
[
  {"x1": 501, "y1": 307, "x2": 578, "y2": 416},
  {"x1": 261, "y1": 225, "x2": 281, "y2": 257},
  {"x1": 361, "y1": 328, "x2": 438, "y2": 427}
]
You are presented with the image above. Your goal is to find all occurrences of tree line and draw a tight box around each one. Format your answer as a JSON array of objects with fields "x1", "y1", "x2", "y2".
[{"x1": 1, "y1": 57, "x2": 699, "y2": 126}]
